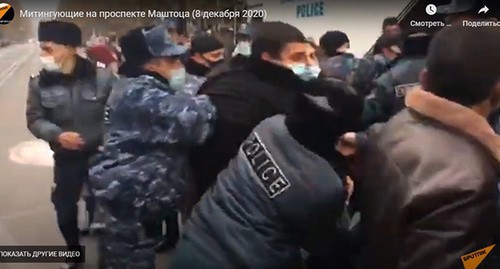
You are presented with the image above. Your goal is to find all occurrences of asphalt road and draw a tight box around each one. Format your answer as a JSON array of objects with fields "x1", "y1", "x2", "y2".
[{"x1": 0, "y1": 44, "x2": 170, "y2": 269}]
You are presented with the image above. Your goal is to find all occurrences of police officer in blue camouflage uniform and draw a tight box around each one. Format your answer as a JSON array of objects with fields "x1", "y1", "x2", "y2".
[
  {"x1": 89, "y1": 24, "x2": 216, "y2": 269},
  {"x1": 361, "y1": 32, "x2": 431, "y2": 127}
]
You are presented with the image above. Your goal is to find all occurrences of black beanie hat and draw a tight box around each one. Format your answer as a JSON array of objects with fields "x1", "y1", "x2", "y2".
[
  {"x1": 118, "y1": 26, "x2": 154, "y2": 77},
  {"x1": 319, "y1": 31, "x2": 350, "y2": 57},
  {"x1": 38, "y1": 20, "x2": 82, "y2": 47},
  {"x1": 191, "y1": 35, "x2": 223, "y2": 54}
]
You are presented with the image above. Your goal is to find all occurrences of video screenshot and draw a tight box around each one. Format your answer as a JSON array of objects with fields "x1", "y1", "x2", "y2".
[{"x1": 0, "y1": 0, "x2": 499, "y2": 268}]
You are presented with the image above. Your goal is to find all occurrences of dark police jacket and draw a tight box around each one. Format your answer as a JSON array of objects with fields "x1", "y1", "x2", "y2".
[
  {"x1": 362, "y1": 57, "x2": 425, "y2": 127},
  {"x1": 175, "y1": 115, "x2": 346, "y2": 269},
  {"x1": 26, "y1": 56, "x2": 116, "y2": 153}
]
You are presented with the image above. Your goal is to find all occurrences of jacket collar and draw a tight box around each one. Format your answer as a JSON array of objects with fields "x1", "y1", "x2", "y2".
[
  {"x1": 246, "y1": 58, "x2": 304, "y2": 92},
  {"x1": 405, "y1": 88, "x2": 500, "y2": 163}
]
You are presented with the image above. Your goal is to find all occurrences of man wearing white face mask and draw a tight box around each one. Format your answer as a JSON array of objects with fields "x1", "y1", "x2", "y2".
[
  {"x1": 26, "y1": 20, "x2": 116, "y2": 269},
  {"x1": 189, "y1": 21, "x2": 320, "y2": 215},
  {"x1": 88, "y1": 24, "x2": 216, "y2": 269}
]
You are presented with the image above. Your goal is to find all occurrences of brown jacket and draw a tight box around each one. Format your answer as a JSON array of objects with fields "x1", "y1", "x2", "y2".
[{"x1": 356, "y1": 88, "x2": 500, "y2": 269}]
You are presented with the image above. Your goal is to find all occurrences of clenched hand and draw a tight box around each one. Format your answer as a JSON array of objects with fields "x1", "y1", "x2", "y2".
[
  {"x1": 57, "y1": 132, "x2": 85, "y2": 150},
  {"x1": 336, "y1": 132, "x2": 357, "y2": 156}
]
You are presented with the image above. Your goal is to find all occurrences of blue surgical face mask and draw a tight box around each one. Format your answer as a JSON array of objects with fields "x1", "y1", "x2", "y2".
[
  {"x1": 169, "y1": 67, "x2": 186, "y2": 91},
  {"x1": 289, "y1": 63, "x2": 321, "y2": 81},
  {"x1": 304, "y1": 65, "x2": 321, "y2": 80},
  {"x1": 233, "y1": 41, "x2": 251, "y2": 56}
]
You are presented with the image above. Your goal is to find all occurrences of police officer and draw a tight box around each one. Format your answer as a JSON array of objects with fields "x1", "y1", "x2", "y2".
[
  {"x1": 361, "y1": 32, "x2": 431, "y2": 127},
  {"x1": 89, "y1": 24, "x2": 216, "y2": 269},
  {"x1": 26, "y1": 20, "x2": 115, "y2": 269},
  {"x1": 359, "y1": 37, "x2": 401, "y2": 98}
]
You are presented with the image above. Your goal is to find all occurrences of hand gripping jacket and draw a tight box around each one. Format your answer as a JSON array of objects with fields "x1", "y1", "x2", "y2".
[{"x1": 89, "y1": 74, "x2": 216, "y2": 269}]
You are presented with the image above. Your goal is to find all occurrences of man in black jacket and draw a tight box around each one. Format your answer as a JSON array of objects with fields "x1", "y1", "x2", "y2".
[{"x1": 188, "y1": 21, "x2": 320, "y2": 211}]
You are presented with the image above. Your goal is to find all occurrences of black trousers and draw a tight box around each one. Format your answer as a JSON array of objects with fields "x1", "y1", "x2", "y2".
[{"x1": 52, "y1": 151, "x2": 91, "y2": 248}]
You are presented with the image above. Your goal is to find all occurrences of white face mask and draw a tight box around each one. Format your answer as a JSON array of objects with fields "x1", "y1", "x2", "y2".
[
  {"x1": 233, "y1": 41, "x2": 251, "y2": 57},
  {"x1": 40, "y1": 56, "x2": 61, "y2": 72}
]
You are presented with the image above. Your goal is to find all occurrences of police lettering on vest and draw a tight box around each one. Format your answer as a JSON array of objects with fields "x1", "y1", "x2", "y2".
[
  {"x1": 242, "y1": 133, "x2": 291, "y2": 199},
  {"x1": 296, "y1": 1, "x2": 324, "y2": 18}
]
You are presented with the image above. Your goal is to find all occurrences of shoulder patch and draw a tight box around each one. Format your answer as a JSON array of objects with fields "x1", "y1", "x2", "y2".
[
  {"x1": 395, "y1": 83, "x2": 420, "y2": 98},
  {"x1": 241, "y1": 133, "x2": 291, "y2": 199}
]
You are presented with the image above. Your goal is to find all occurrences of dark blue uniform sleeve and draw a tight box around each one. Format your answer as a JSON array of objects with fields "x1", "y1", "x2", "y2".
[
  {"x1": 361, "y1": 75, "x2": 395, "y2": 128},
  {"x1": 129, "y1": 88, "x2": 216, "y2": 146}
]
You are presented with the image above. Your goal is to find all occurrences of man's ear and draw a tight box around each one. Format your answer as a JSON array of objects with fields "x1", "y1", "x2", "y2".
[
  {"x1": 191, "y1": 52, "x2": 202, "y2": 63},
  {"x1": 143, "y1": 62, "x2": 156, "y2": 73}
]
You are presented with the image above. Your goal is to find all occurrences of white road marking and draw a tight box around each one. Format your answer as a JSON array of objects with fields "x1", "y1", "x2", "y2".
[
  {"x1": 0, "y1": 45, "x2": 37, "y2": 88},
  {"x1": 8, "y1": 140, "x2": 54, "y2": 167},
  {"x1": 0, "y1": 205, "x2": 53, "y2": 222}
]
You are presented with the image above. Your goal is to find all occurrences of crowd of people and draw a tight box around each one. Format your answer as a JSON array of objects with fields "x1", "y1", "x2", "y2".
[{"x1": 25, "y1": 0, "x2": 499, "y2": 269}]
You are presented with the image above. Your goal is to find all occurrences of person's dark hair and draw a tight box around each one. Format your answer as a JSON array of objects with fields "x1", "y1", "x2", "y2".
[
  {"x1": 250, "y1": 21, "x2": 305, "y2": 59},
  {"x1": 426, "y1": 26, "x2": 500, "y2": 106},
  {"x1": 374, "y1": 35, "x2": 401, "y2": 52},
  {"x1": 382, "y1": 17, "x2": 398, "y2": 30},
  {"x1": 306, "y1": 40, "x2": 318, "y2": 50},
  {"x1": 319, "y1": 31, "x2": 350, "y2": 58}
]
